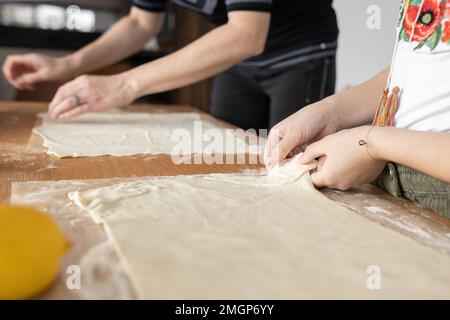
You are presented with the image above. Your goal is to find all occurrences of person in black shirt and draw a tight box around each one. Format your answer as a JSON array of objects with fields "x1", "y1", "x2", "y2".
[{"x1": 3, "y1": 0, "x2": 338, "y2": 130}]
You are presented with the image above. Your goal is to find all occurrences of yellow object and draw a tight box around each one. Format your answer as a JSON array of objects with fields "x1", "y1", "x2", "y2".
[{"x1": 0, "y1": 205, "x2": 69, "y2": 300}]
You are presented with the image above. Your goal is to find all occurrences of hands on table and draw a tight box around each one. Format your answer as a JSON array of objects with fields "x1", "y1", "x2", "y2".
[
  {"x1": 2, "y1": 53, "x2": 136, "y2": 120},
  {"x1": 47, "y1": 74, "x2": 135, "y2": 120},
  {"x1": 298, "y1": 127, "x2": 386, "y2": 190},
  {"x1": 265, "y1": 101, "x2": 386, "y2": 190}
]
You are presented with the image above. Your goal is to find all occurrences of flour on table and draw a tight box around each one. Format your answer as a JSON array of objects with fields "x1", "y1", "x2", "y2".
[
  {"x1": 34, "y1": 112, "x2": 261, "y2": 157},
  {"x1": 68, "y1": 156, "x2": 450, "y2": 299},
  {"x1": 364, "y1": 206, "x2": 392, "y2": 215}
]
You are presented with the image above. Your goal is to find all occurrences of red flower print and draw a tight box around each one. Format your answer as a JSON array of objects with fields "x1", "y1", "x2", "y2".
[
  {"x1": 403, "y1": 0, "x2": 445, "y2": 42},
  {"x1": 442, "y1": 20, "x2": 450, "y2": 41},
  {"x1": 445, "y1": 1, "x2": 450, "y2": 18}
]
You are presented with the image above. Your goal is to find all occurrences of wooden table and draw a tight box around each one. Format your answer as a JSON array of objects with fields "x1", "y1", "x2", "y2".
[{"x1": 2, "y1": 101, "x2": 450, "y2": 299}]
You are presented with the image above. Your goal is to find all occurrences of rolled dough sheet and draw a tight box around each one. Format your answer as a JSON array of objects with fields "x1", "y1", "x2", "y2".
[
  {"x1": 33, "y1": 112, "x2": 261, "y2": 157},
  {"x1": 69, "y1": 157, "x2": 450, "y2": 299}
]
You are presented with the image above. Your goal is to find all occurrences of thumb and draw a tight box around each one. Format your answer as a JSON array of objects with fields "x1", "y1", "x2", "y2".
[
  {"x1": 299, "y1": 142, "x2": 324, "y2": 164},
  {"x1": 272, "y1": 133, "x2": 300, "y2": 165},
  {"x1": 310, "y1": 170, "x2": 328, "y2": 188}
]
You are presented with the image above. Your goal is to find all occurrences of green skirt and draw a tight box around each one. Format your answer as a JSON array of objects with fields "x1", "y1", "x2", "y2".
[{"x1": 376, "y1": 163, "x2": 450, "y2": 219}]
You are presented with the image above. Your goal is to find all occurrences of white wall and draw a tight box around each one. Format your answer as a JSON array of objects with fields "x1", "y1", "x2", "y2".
[{"x1": 334, "y1": 0, "x2": 400, "y2": 91}]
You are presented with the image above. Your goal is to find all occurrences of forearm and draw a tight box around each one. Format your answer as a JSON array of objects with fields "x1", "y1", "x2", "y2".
[
  {"x1": 124, "y1": 13, "x2": 269, "y2": 97},
  {"x1": 65, "y1": 9, "x2": 164, "y2": 76},
  {"x1": 369, "y1": 126, "x2": 450, "y2": 183},
  {"x1": 327, "y1": 69, "x2": 389, "y2": 131}
]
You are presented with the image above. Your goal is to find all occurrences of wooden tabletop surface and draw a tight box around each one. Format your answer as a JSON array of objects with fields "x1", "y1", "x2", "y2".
[
  {"x1": 0, "y1": 101, "x2": 264, "y2": 202},
  {"x1": 2, "y1": 101, "x2": 450, "y2": 299}
]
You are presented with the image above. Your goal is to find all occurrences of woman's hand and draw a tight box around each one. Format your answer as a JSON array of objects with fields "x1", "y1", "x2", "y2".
[
  {"x1": 264, "y1": 99, "x2": 339, "y2": 168},
  {"x1": 2, "y1": 53, "x2": 77, "y2": 90},
  {"x1": 48, "y1": 74, "x2": 137, "y2": 120},
  {"x1": 299, "y1": 126, "x2": 387, "y2": 190}
]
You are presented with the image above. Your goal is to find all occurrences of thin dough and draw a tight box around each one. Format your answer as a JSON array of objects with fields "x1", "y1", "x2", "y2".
[
  {"x1": 69, "y1": 156, "x2": 450, "y2": 299},
  {"x1": 34, "y1": 112, "x2": 260, "y2": 157}
]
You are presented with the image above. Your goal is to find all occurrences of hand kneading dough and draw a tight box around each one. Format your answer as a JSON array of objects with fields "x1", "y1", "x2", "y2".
[
  {"x1": 34, "y1": 112, "x2": 260, "y2": 157},
  {"x1": 69, "y1": 155, "x2": 450, "y2": 299}
]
